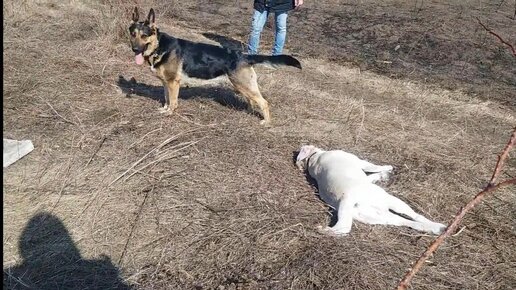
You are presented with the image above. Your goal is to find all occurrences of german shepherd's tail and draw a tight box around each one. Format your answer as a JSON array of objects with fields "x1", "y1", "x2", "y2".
[{"x1": 245, "y1": 54, "x2": 302, "y2": 69}]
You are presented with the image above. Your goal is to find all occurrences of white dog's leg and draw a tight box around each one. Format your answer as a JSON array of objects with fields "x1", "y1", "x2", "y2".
[
  {"x1": 366, "y1": 172, "x2": 389, "y2": 183},
  {"x1": 319, "y1": 194, "x2": 354, "y2": 236},
  {"x1": 380, "y1": 212, "x2": 445, "y2": 235},
  {"x1": 386, "y1": 194, "x2": 435, "y2": 224},
  {"x1": 359, "y1": 160, "x2": 393, "y2": 183},
  {"x1": 384, "y1": 194, "x2": 446, "y2": 234},
  {"x1": 354, "y1": 203, "x2": 444, "y2": 234},
  {"x1": 359, "y1": 160, "x2": 393, "y2": 173}
]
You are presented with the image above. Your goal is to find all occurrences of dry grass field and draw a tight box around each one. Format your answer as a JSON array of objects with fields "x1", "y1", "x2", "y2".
[{"x1": 3, "y1": 0, "x2": 515, "y2": 289}]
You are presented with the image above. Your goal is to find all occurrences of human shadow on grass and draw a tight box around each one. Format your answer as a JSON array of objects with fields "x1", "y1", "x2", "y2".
[
  {"x1": 292, "y1": 150, "x2": 338, "y2": 227},
  {"x1": 3, "y1": 212, "x2": 131, "y2": 290},
  {"x1": 116, "y1": 76, "x2": 250, "y2": 113}
]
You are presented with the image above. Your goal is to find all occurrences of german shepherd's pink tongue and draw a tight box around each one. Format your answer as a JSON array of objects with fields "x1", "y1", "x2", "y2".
[{"x1": 135, "y1": 53, "x2": 144, "y2": 65}]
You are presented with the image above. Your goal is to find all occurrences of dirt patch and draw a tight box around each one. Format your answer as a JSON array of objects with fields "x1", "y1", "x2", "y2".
[{"x1": 3, "y1": 1, "x2": 515, "y2": 290}]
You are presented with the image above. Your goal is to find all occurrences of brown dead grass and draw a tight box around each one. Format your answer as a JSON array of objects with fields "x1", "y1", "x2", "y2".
[{"x1": 3, "y1": 0, "x2": 515, "y2": 289}]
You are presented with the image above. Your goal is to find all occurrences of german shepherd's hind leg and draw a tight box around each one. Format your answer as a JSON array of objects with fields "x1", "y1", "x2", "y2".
[{"x1": 228, "y1": 66, "x2": 271, "y2": 125}]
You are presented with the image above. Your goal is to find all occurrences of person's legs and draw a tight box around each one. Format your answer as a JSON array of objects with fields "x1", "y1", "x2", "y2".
[
  {"x1": 248, "y1": 9, "x2": 269, "y2": 55},
  {"x1": 272, "y1": 12, "x2": 288, "y2": 55}
]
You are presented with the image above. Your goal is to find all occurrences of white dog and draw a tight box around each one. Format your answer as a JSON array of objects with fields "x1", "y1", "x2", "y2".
[{"x1": 296, "y1": 145, "x2": 446, "y2": 236}]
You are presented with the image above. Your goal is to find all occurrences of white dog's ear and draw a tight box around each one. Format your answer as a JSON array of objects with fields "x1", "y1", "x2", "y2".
[{"x1": 297, "y1": 145, "x2": 316, "y2": 162}]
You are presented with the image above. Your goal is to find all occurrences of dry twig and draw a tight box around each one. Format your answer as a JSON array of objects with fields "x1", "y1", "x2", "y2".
[
  {"x1": 396, "y1": 127, "x2": 516, "y2": 290},
  {"x1": 39, "y1": 96, "x2": 79, "y2": 127},
  {"x1": 118, "y1": 183, "x2": 156, "y2": 266},
  {"x1": 85, "y1": 136, "x2": 107, "y2": 167},
  {"x1": 108, "y1": 129, "x2": 201, "y2": 186},
  {"x1": 122, "y1": 140, "x2": 201, "y2": 181},
  {"x1": 476, "y1": 18, "x2": 516, "y2": 57}
]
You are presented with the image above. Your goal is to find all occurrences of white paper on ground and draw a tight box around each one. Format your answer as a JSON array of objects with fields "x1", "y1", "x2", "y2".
[{"x1": 3, "y1": 139, "x2": 34, "y2": 168}]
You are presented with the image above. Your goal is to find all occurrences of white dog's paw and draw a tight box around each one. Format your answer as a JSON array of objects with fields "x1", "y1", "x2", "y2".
[
  {"x1": 379, "y1": 171, "x2": 391, "y2": 181},
  {"x1": 376, "y1": 165, "x2": 393, "y2": 181},
  {"x1": 431, "y1": 223, "x2": 447, "y2": 235},
  {"x1": 317, "y1": 225, "x2": 350, "y2": 237},
  {"x1": 382, "y1": 165, "x2": 394, "y2": 173},
  {"x1": 435, "y1": 224, "x2": 448, "y2": 235}
]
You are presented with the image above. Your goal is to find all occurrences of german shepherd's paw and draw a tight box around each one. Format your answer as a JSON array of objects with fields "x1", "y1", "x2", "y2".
[
  {"x1": 260, "y1": 119, "x2": 272, "y2": 126},
  {"x1": 158, "y1": 106, "x2": 172, "y2": 115}
]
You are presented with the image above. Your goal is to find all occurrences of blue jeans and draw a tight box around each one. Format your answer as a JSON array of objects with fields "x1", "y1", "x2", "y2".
[{"x1": 248, "y1": 9, "x2": 288, "y2": 56}]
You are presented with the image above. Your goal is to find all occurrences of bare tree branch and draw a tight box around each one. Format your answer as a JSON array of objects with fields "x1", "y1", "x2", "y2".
[
  {"x1": 489, "y1": 128, "x2": 516, "y2": 185},
  {"x1": 396, "y1": 127, "x2": 516, "y2": 290},
  {"x1": 476, "y1": 18, "x2": 516, "y2": 57}
]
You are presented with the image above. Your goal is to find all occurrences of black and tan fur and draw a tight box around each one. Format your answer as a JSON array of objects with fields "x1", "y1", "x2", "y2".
[{"x1": 129, "y1": 7, "x2": 302, "y2": 125}]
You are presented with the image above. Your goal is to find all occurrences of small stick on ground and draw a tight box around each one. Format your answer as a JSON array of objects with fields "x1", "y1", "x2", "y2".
[
  {"x1": 128, "y1": 127, "x2": 162, "y2": 149},
  {"x1": 39, "y1": 96, "x2": 79, "y2": 127},
  {"x1": 122, "y1": 140, "x2": 202, "y2": 182},
  {"x1": 81, "y1": 129, "x2": 203, "y2": 215},
  {"x1": 109, "y1": 129, "x2": 201, "y2": 186},
  {"x1": 396, "y1": 127, "x2": 516, "y2": 290},
  {"x1": 476, "y1": 18, "x2": 516, "y2": 57},
  {"x1": 85, "y1": 136, "x2": 107, "y2": 167},
  {"x1": 118, "y1": 183, "x2": 156, "y2": 266},
  {"x1": 4, "y1": 270, "x2": 31, "y2": 288}
]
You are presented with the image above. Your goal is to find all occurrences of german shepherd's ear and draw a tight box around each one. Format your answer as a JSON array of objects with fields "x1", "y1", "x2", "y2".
[
  {"x1": 132, "y1": 7, "x2": 139, "y2": 22},
  {"x1": 145, "y1": 8, "x2": 156, "y2": 25},
  {"x1": 147, "y1": 8, "x2": 155, "y2": 25}
]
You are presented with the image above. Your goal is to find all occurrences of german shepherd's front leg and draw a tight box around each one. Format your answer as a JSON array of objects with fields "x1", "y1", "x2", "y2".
[
  {"x1": 165, "y1": 76, "x2": 181, "y2": 112},
  {"x1": 158, "y1": 77, "x2": 180, "y2": 114},
  {"x1": 158, "y1": 80, "x2": 170, "y2": 113}
]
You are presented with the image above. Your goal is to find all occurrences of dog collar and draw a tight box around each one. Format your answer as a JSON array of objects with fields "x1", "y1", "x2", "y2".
[
  {"x1": 148, "y1": 49, "x2": 164, "y2": 67},
  {"x1": 144, "y1": 32, "x2": 161, "y2": 61},
  {"x1": 306, "y1": 151, "x2": 318, "y2": 168}
]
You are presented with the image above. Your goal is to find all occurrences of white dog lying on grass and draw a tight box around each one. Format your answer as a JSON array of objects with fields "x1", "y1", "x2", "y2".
[{"x1": 296, "y1": 145, "x2": 446, "y2": 236}]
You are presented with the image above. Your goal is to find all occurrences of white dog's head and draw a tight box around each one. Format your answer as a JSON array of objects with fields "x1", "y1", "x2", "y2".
[{"x1": 296, "y1": 145, "x2": 319, "y2": 171}]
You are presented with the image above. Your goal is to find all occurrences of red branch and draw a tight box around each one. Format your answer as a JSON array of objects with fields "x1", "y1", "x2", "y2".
[
  {"x1": 489, "y1": 128, "x2": 516, "y2": 185},
  {"x1": 476, "y1": 18, "x2": 516, "y2": 57},
  {"x1": 396, "y1": 127, "x2": 516, "y2": 290}
]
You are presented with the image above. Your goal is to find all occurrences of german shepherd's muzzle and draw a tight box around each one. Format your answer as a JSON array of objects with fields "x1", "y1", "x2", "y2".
[{"x1": 128, "y1": 7, "x2": 302, "y2": 125}]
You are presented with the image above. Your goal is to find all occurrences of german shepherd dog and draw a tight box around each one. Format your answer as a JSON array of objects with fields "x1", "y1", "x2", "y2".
[{"x1": 129, "y1": 7, "x2": 302, "y2": 125}]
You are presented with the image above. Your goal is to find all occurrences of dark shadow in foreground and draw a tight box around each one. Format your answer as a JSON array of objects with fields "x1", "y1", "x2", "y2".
[{"x1": 3, "y1": 212, "x2": 131, "y2": 290}]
